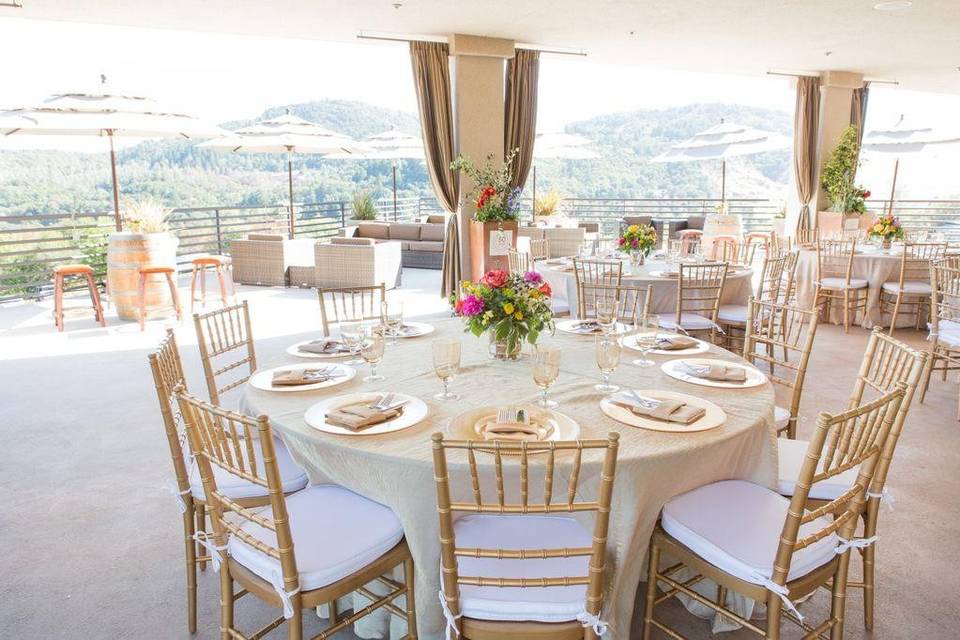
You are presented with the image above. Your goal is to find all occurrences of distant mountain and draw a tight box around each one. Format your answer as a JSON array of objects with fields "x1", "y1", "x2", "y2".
[{"x1": 0, "y1": 100, "x2": 792, "y2": 218}]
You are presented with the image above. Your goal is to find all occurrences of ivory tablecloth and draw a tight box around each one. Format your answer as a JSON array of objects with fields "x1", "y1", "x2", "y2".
[
  {"x1": 242, "y1": 319, "x2": 777, "y2": 639},
  {"x1": 537, "y1": 258, "x2": 755, "y2": 319}
]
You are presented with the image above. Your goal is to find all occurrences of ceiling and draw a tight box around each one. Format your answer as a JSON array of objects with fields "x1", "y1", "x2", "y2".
[{"x1": 5, "y1": 0, "x2": 960, "y2": 93}]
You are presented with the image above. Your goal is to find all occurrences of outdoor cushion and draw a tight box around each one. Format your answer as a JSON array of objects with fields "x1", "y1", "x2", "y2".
[
  {"x1": 189, "y1": 437, "x2": 307, "y2": 501},
  {"x1": 331, "y1": 237, "x2": 376, "y2": 246},
  {"x1": 718, "y1": 304, "x2": 748, "y2": 324},
  {"x1": 657, "y1": 312, "x2": 717, "y2": 331},
  {"x1": 406, "y1": 241, "x2": 444, "y2": 253},
  {"x1": 247, "y1": 233, "x2": 284, "y2": 241},
  {"x1": 881, "y1": 281, "x2": 932, "y2": 295},
  {"x1": 229, "y1": 485, "x2": 403, "y2": 592},
  {"x1": 776, "y1": 438, "x2": 859, "y2": 500},
  {"x1": 661, "y1": 480, "x2": 838, "y2": 586},
  {"x1": 686, "y1": 216, "x2": 706, "y2": 231},
  {"x1": 420, "y1": 223, "x2": 446, "y2": 242},
  {"x1": 357, "y1": 222, "x2": 391, "y2": 240},
  {"x1": 424, "y1": 214, "x2": 447, "y2": 224},
  {"x1": 623, "y1": 216, "x2": 652, "y2": 227},
  {"x1": 451, "y1": 514, "x2": 591, "y2": 622},
  {"x1": 774, "y1": 405, "x2": 791, "y2": 431},
  {"x1": 388, "y1": 223, "x2": 423, "y2": 241},
  {"x1": 819, "y1": 277, "x2": 868, "y2": 289},
  {"x1": 937, "y1": 320, "x2": 960, "y2": 347}
]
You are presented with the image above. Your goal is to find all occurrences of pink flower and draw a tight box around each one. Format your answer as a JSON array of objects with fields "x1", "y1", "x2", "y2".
[
  {"x1": 631, "y1": 238, "x2": 639, "y2": 249},
  {"x1": 480, "y1": 270, "x2": 509, "y2": 288},
  {"x1": 618, "y1": 237, "x2": 626, "y2": 245},
  {"x1": 460, "y1": 295, "x2": 484, "y2": 316},
  {"x1": 523, "y1": 271, "x2": 542, "y2": 284}
]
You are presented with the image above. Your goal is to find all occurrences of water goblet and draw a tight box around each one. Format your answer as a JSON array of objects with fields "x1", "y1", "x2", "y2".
[
  {"x1": 431, "y1": 338, "x2": 461, "y2": 401},
  {"x1": 595, "y1": 335, "x2": 621, "y2": 394},
  {"x1": 630, "y1": 314, "x2": 660, "y2": 367},
  {"x1": 532, "y1": 345, "x2": 561, "y2": 408},
  {"x1": 360, "y1": 329, "x2": 385, "y2": 382},
  {"x1": 339, "y1": 321, "x2": 364, "y2": 365},
  {"x1": 381, "y1": 299, "x2": 404, "y2": 346},
  {"x1": 596, "y1": 298, "x2": 620, "y2": 334}
]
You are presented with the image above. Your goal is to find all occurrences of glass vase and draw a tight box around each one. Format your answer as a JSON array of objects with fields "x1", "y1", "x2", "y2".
[{"x1": 488, "y1": 333, "x2": 522, "y2": 361}]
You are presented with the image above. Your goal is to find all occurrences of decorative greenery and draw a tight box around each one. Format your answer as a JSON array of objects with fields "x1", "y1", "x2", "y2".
[
  {"x1": 534, "y1": 189, "x2": 563, "y2": 217},
  {"x1": 867, "y1": 213, "x2": 905, "y2": 242},
  {"x1": 821, "y1": 125, "x2": 871, "y2": 214},
  {"x1": 450, "y1": 269, "x2": 555, "y2": 353},
  {"x1": 618, "y1": 224, "x2": 657, "y2": 256},
  {"x1": 351, "y1": 190, "x2": 379, "y2": 220},
  {"x1": 450, "y1": 148, "x2": 522, "y2": 222},
  {"x1": 122, "y1": 197, "x2": 171, "y2": 233}
]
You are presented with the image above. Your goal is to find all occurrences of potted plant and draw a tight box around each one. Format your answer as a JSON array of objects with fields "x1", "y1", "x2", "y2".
[
  {"x1": 618, "y1": 223, "x2": 657, "y2": 269},
  {"x1": 450, "y1": 269, "x2": 554, "y2": 360},
  {"x1": 450, "y1": 148, "x2": 522, "y2": 280},
  {"x1": 106, "y1": 198, "x2": 179, "y2": 321},
  {"x1": 534, "y1": 188, "x2": 562, "y2": 226},
  {"x1": 819, "y1": 125, "x2": 873, "y2": 235},
  {"x1": 866, "y1": 212, "x2": 905, "y2": 250},
  {"x1": 351, "y1": 190, "x2": 379, "y2": 220}
]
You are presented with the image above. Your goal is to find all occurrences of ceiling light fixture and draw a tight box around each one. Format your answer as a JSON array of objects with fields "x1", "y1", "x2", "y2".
[
  {"x1": 0, "y1": 0, "x2": 24, "y2": 7},
  {"x1": 873, "y1": 1, "x2": 913, "y2": 11}
]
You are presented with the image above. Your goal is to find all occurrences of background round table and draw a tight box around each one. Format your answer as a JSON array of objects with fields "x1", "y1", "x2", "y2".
[
  {"x1": 242, "y1": 319, "x2": 777, "y2": 639},
  {"x1": 537, "y1": 258, "x2": 755, "y2": 319}
]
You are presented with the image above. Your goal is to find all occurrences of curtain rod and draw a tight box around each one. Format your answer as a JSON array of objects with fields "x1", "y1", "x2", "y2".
[
  {"x1": 767, "y1": 70, "x2": 899, "y2": 85},
  {"x1": 356, "y1": 32, "x2": 587, "y2": 57}
]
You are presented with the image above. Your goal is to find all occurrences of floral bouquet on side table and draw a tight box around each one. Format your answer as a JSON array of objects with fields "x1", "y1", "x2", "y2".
[
  {"x1": 867, "y1": 213, "x2": 905, "y2": 249},
  {"x1": 451, "y1": 269, "x2": 555, "y2": 360},
  {"x1": 619, "y1": 223, "x2": 657, "y2": 267},
  {"x1": 450, "y1": 148, "x2": 522, "y2": 222}
]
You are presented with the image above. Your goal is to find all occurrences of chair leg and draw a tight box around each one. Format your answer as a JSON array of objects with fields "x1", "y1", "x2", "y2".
[
  {"x1": 166, "y1": 272, "x2": 182, "y2": 321},
  {"x1": 84, "y1": 273, "x2": 106, "y2": 326},
  {"x1": 200, "y1": 266, "x2": 208, "y2": 308},
  {"x1": 220, "y1": 567, "x2": 235, "y2": 640},
  {"x1": 138, "y1": 272, "x2": 147, "y2": 331},
  {"x1": 888, "y1": 292, "x2": 903, "y2": 336},
  {"x1": 190, "y1": 266, "x2": 199, "y2": 314},
  {"x1": 862, "y1": 506, "x2": 879, "y2": 631},
  {"x1": 830, "y1": 551, "x2": 852, "y2": 640},
  {"x1": 765, "y1": 591, "x2": 783, "y2": 639},
  {"x1": 184, "y1": 501, "x2": 198, "y2": 634},
  {"x1": 287, "y1": 595, "x2": 303, "y2": 640},
  {"x1": 216, "y1": 265, "x2": 228, "y2": 306},
  {"x1": 918, "y1": 352, "x2": 935, "y2": 403},
  {"x1": 196, "y1": 505, "x2": 208, "y2": 572},
  {"x1": 404, "y1": 555, "x2": 418, "y2": 640},
  {"x1": 54, "y1": 274, "x2": 64, "y2": 332},
  {"x1": 641, "y1": 542, "x2": 661, "y2": 640},
  {"x1": 842, "y1": 290, "x2": 850, "y2": 333}
]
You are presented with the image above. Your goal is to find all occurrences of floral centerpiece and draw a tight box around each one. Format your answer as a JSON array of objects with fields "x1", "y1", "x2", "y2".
[
  {"x1": 451, "y1": 269, "x2": 555, "y2": 360},
  {"x1": 867, "y1": 213, "x2": 905, "y2": 249},
  {"x1": 450, "y1": 148, "x2": 522, "y2": 222},
  {"x1": 618, "y1": 223, "x2": 657, "y2": 267}
]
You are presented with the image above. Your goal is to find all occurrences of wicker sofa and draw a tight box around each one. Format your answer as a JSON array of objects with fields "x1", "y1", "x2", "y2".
[
  {"x1": 518, "y1": 227, "x2": 589, "y2": 258},
  {"x1": 312, "y1": 237, "x2": 402, "y2": 290},
  {"x1": 229, "y1": 234, "x2": 316, "y2": 286},
  {"x1": 340, "y1": 218, "x2": 447, "y2": 269}
]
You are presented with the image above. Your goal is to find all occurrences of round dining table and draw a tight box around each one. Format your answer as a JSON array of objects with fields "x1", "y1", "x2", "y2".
[
  {"x1": 536, "y1": 257, "x2": 755, "y2": 319},
  {"x1": 241, "y1": 318, "x2": 777, "y2": 640}
]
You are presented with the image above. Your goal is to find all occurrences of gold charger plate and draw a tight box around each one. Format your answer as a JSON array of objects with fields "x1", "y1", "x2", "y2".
[
  {"x1": 446, "y1": 405, "x2": 580, "y2": 452},
  {"x1": 621, "y1": 332, "x2": 710, "y2": 356},
  {"x1": 661, "y1": 358, "x2": 767, "y2": 389},
  {"x1": 600, "y1": 389, "x2": 726, "y2": 433}
]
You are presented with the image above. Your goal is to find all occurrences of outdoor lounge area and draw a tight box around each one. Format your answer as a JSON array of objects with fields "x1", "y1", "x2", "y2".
[{"x1": 2, "y1": 3, "x2": 960, "y2": 640}]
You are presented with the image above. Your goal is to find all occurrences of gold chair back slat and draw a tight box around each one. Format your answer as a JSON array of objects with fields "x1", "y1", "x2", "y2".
[
  {"x1": 898, "y1": 242, "x2": 947, "y2": 284},
  {"x1": 507, "y1": 249, "x2": 530, "y2": 274},
  {"x1": 194, "y1": 301, "x2": 257, "y2": 406},
  {"x1": 674, "y1": 262, "x2": 727, "y2": 340},
  {"x1": 530, "y1": 238, "x2": 550, "y2": 261},
  {"x1": 777, "y1": 250, "x2": 800, "y2": 306},
  {"x1": 579, "y1": 282, "x2": 653, "y2": 325},
  {"x1": 816, "y1": 239, "x2": 857, "y2": 284},
  {"x1": 573, "y1": 259, "x2": 623, "y2": 319},
  {"x1": 318, "y1": 284, "x2": 386, "y2": 335},
  {"x1": 149, "y1": 330, "x2": 191, "y2": 491},
  {"x1": 756, "y1": 252, "x2": 789, "y2": 303}
]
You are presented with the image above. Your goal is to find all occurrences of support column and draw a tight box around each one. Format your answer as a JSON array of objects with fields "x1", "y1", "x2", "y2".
[
  {"x1": 813, "y1": 71, "x2": 864, "y2": 217},
  {"x1": 449, "y1": 34, "x2": 514, "y2": 277}
]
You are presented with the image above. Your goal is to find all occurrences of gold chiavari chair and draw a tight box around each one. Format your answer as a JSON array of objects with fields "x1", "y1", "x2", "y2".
[
  {"x1": 508, "y1": 249, "x2": 531, "y2": 274},
  {"x1": 770, "y1": 232, "x2": 791, "y2": 255},
  {"x1": 777, "y1": 250, "x2": 800, "y2": 306},
  {"x1": 643, "y1": 382, "x2": 906, "y2": 640},
  {"x1": 573, "y1": 258, "x2": 623, "y2": 319},
  {"x1": 879, "y1": 242, "x2": 947, "y2": 335},
  {"x1": 579, "y1": 282, "x2": 653, "y2": 326},
  {"x1": 431, "y1": 432, "x2": 620, "y2": 640},
  {"x1": 318, "y1": 283, "x2": 386, "y2": 335},
  {"x1": 717, "y1": 241, "x2": 757, "y2": 267},
  {"x1": 795, "y1": 227, "x2": 819, "y2": 249},
  {"x1": 194, "y1": 300, "x2": 257, "y2": 407},
  {"x1": 176, "y1": 389, "x2": 417, "y2": 640},
  {"x1": 742, "y1": 298, "x2": 819, "y2": 439},
  {"x1": 149, "y1": 330, "x2": 307, "y2": 633},
  {"x1": 718, "y1": 252, "x2": 789, "y2": 350},
  {"x1": 814, "y1": 239, "x2": 867, "y2": 333},
  {"x1": 657, "y1": 262, "x2": 728, "y2": 344},
  {"x1": 919, "y1": 260, "x2": 960, "y2": 417},
  {"x1": 530, "y1": 238, "x2": 551, "y2": 262},
  {"x1": 775, "y1": 328, "x2": 926, "y2": 629}
]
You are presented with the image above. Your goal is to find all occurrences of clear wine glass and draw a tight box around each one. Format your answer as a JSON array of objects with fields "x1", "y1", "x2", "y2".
[
  {"x1": 596, "y1": 298, "x2": 620, "y2": 335},
  {"x1": 360, "y1": 330, "x2": 385, "y2": 382},
  {"x1": 431, "y1": 338, "x2": 461, "y2": 401},
  {"x1": 595, "y1": 335, "x2": 621, "y2": 393},
  {"x1": 339, "y1": 321, "x2": 364, "y2": 365},
  {"x1": 381, "y1": 299, "x2": 404, "y2": 346},
  {"x1": 532, "y1": 345, "x2": 561, "y2": 408},
  {"x1": 631, "y1": 314, "x2": 660, "y2": 368}
]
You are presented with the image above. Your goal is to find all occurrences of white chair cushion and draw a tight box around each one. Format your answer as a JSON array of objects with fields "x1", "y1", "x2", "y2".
[
  {"x1": 189, "y1": 437, "x2": 308, "y2": 501},
  {"x1": 774, "y1": 405, "x2": 790, "y2": 430},
  {"x1": 452, "y1": 514, "x2": 591, "y2": 623},
  {"x1": 718, "y1": 304, "x2": 748, "y2": 324},
  {"x1": 552, "y1": 299, "x2": 571, "y2": 315},
  {"x1": 657, "y1": 312, "x2": 717, "y2": 331},
  {"x1": 819, "y1": 277, "x2": 867, "y2": 290},
  {"x1": 661, "y1": 480, "x2": 838, "y2": 585},
  {"x1": 882, "y1": 280, "x2": 931, "y2": 295},
  {"x1": 776, "y1": 438, "x2": 859, "y2": 501},
  {"x1": 935, "y1": 319, "x2": 960, "y2": 348},
  {"x1": 228, "y1": 485, "x2": 403, "y2": 591}
]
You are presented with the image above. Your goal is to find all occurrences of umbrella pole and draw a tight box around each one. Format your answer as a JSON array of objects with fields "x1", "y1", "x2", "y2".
[
  {"x1": 721, "y1": 160, "x2": 726, "y2": 204},
  {"x1": 532, "y1": 165, "x2": 537, "y2": 219},
  {"x1": 887, "y1": 158, "x2": 900, "y2": 216},
  {"x1": 393, "y1": 162, "x2": 398, "y2": 222},
  {"x1": 287, "y1": 153, "x2": 295, "y2": 239},
  {"x1": 108, "y1": 131, "x2": 121, "y2": 231}
]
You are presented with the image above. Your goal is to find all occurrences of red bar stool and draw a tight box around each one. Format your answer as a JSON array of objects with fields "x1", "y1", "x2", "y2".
[
  {"x1": 710, "y1": 234, "x2": 738, "y2": 261},
  {"x1": 53, "y1": 264, "x2": 106, "y2": 332},
  {"x1": 137, "y1": 266, "x2": 182, "y2": 331},
  {"x1": 189, "y1": 254, "x2": 232, "y2": 313}
]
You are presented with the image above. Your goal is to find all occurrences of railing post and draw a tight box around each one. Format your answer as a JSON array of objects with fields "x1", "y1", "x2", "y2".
[
  {"x1": 340, "y1": 201, "x2": 346, "y2": 229},
  {"x1": 214, "y1": 208, "x2": 223, "y2": 255}
]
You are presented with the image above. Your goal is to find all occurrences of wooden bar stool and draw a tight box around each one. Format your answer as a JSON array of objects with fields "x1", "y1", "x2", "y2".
[
  {"x1": 709, "y1": 233, "x2": 738, "y2": 260},
  {"x1": 137, "y1": 266, "x2": 182, "y2": 331},
  {"x1": 676, "y1": 229, "x2": 703, "y2": 255},
  {"x1": 53, "y1": 264, "x2": 106, "y2": 332},
  {"x1": 189, "y1": 255, "x2": 232, "y2": 313}
]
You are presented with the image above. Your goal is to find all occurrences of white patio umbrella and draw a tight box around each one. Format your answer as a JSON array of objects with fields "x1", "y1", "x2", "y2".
[
  {"x1": 861, "y1": 114, "x2": 960, "y2": 214},
  {"x1": 199, "y1": 113, "x2": 363, "y2": 237},
  {"x1": 0, "y1": 79, "x2": 226, "y2": 230},
  {"x1": 530, "y1": 132, "x2": 600, "y2": 213},
  {"x1": 652, "y1": 120, "x2": 790, "y2": 202}
]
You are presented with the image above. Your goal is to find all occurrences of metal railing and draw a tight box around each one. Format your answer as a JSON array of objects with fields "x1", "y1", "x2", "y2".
[{"x1": 3, "y1": 195, "x2": 960, "y2": 301}]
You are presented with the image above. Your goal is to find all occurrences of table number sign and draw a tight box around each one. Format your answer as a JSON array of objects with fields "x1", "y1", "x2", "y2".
[{"x1": 489, "y1": 229, "x2": 513, "y2": 256}]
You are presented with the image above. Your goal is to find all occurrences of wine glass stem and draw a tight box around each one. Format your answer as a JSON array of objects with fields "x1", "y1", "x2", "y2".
[
  {"x1": 601, "y1": 371, "x2": 609, "y2": 386},
  {"x1": 541, "y1": 387, "x2": 548, "y2": 405},
  {"x1": 442, "y1": 378, "x2": 449, "y2": 397},
  {"x1": 370, "y1": 363, "x2": 378, "y2": 378}
]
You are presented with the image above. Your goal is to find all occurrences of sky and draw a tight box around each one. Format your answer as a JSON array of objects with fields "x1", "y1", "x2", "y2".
[{"x1": 2, "y1": 17, "x2": 959, "y2": 197}]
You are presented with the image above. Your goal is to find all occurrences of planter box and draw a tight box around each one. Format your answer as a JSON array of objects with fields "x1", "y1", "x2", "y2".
[
  {"x1": 106, "y1": 232, "x2": 179, "y2": 321},
  {"x1": 469, "y1": 220, "x2": 518, "y2": 280},
  {"x1": 816, "y1": 211, "x2": 875, "y2": 239}
]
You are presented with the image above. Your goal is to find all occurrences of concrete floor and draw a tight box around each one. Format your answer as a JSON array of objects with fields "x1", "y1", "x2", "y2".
[{"x1": 1, "y1": 268, "x2": 958, "y2": 639}]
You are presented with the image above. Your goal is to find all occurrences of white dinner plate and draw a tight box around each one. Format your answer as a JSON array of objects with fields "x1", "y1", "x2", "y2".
[
  {"x1": 304, "y1": 392, "x2": 428, "y2": 436},
  {"x1": 661, "y1": 358, "x2": 767, "y2": 389},
  {"x1": 286, "y1": 337, "x2": 353, "y2": 359},
  {"x1": 249, "y1": 363, "x2": 356, "y2": 392},
  {"x1": 600, "y1": 389, "x2": 726, "y2": 433},
  {"x1": 446, "y1": 405, "x2": 580, "y2": 451},
  {"x1": 621, "y1": 332, "x2": 711, "y2": 356},
  {"x1": 392, "y1": 321, "x2": 435, "y2": 338},
  {"x1": 648, "y1": 270, "x2": 679, "y2": 278},
  {"x1": 556, "y1": 319, "x2": 630, "y2": 336}
]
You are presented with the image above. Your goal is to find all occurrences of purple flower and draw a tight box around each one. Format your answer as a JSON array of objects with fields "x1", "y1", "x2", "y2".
[
  {"x1": 460, "y1": 294, "x2": 484, "y2": 316},
  {"x1": 631, "y1": 238, "x2": 639, "y2": 249},
  {"x1": 523, "y1": 271, "x2": 543, "y2": 284},
  {"x1": 506, "y1": 186, "x2": 523, "y2": 214}
]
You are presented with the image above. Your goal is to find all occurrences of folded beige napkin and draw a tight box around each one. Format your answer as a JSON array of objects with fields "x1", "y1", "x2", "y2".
[
  {"x1": 684, "y1": 363, "x2": 747, "y2": 383},
  {"x1": 573, "y1": 320, "x2": 602, "y2": 333},
  {"x1": 655, "y1": 335, "x2": 698, "y2": 350},
  {"x1": 298, "y1": 339, "x2": 350, "y2": 355},
  {"x1": 271, "y1": 368, "x2": 332, "y2": 386},
  {"x1": 482, "y1": 421, "x2": 542, "y2": 442},
  {"x1": 614, "y1": 398, "x2": 705, "y2": 425},
  {"x1": 325, "y1": 402, "x2": 403, "y2": 431}
]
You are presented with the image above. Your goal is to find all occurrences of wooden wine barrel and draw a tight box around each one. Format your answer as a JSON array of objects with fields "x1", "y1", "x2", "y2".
[
  {"x1": 701, "y1": 214, "x2": 743, "y2": 258},
  {"x1": 106, "y1": 232, "x2": 179, "y2": 321}
]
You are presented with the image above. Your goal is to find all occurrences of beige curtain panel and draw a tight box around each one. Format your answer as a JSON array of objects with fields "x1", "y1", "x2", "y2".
[
  {"x1": 792, "y1": 76, "x2": 821, "y2": 232},
  {"x1": 440, "y1": 213, "x2": 461, "y2": 298},
  {"x1": 850, "y1": 84, "x2": 870, "y2": 147},
  {"x1": 410, "y1": 41, "x2": 460, "y2": 214},
  {"x1": 504, "y1": 48, "x2": 540, "y2": 191}
]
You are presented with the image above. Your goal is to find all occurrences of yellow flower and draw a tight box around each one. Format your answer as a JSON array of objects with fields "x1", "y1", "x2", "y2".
[
  {"x1": 627, "y1": 224, "x2": 639, "y2": 233},
  {"x1": 873, "y1": 223, "x2": 883, "y2": 233},
  {"x1": 514, "y1": 311, "x2": 524, "y2": 320},
  {"x1": 502, "y1": 302, "x2": 515, "y2": 314}
]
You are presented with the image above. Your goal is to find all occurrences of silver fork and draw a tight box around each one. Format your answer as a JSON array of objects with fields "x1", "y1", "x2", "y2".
[
  {"x1": 370, "y1": 392, "x2": 395, "y2": 410},
  {"x1": 627, "y1": 389, "x2": 660, "y2": 409}
]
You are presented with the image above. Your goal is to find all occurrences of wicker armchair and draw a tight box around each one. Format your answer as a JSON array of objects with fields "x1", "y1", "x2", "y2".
[
  {"x1": 314, "y1": 238, "x2": 402, "y2": 290},
  {"x1": 229, "y1": 234, "x2": 315, "y2": 287}
]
